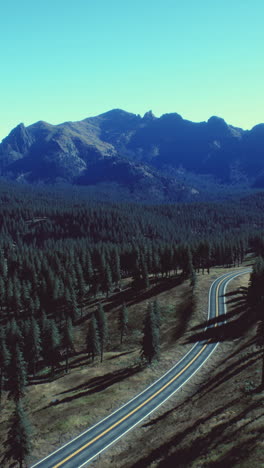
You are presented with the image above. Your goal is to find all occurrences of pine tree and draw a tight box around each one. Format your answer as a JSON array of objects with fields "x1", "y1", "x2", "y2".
[
  {"x1": 247, "y1": 257, "x2": 264, "y2": 387},
  {"x1": 184, "y1": 246, "x2": 195, "y2": 279},
  {"x1": 87, "y1": 314, "x2": 100, "y2": 362},
  {"x1": 247, "y1": 257, "x2": 264, "y2": 309},
  {"x1": 190, "y1": 269, "x2": 197, "y2": 289},
  {"x1": 256, "y1": 320, "x2": 264, "y2": 387},
  {"x1": 24, "y1": 317, "x2": 42, "y2": 376},
  {"x1": 39, "y1": 309, "x2": 48, "y2": 336},
  {"x1": 111, "y1": 248, "x2": 121, "y2": 286},
  {"x1": 152, "y1": 251, "x2": 160, "y2": 279},
  {"x1": 0, "y1": 327, "x2": 10, "y2": 404},
  {"x1": 0, "y1": 276, "x2": 6, "y2": 310},
  {"x1": 102, "y1": 263, "x2": 112, "y2": 298},
  {"x1": 85, "y1": 251, "x2": 94, "y2": 289},
  {"x1": 153, "y1": 299, "x2": 161, "y2": 327},
  {"x1": 141, "y1": 305, "x2": 160, "y2": 364},
  {"x1": 68, "y1": 285, "x2": 79, "y2": 323},
  {"x1": 119, "y1": 304, "x2": 128, "y2": 344},
  {"x1": 62, "y1": 318, "x2": 75, "y2": 372},
  {"x1": 43, "y1": 319, "x2": 61, "y2": 377},
  {"x1": 96, "y1": 303, "x2": 108, "y2": 362},
  {"x1": 4, "y1": 400, "x2": 32, "y2": 468},
  {"x1": 141, "y1": 255, "x2": 150, "y2": 289},
  {"x1": 7, "y1": 318, "x2": 23, "y2": 353},
  {"x1": 7, "y1": 344, "x2": 28, "y2": 402},
  {"x1": 76, "y1": 263, "x2": 86, "y2": 317}
]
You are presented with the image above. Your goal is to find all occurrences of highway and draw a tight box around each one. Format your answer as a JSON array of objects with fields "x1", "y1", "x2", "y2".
[{"x1": 31, "y1": 268, "x2": 250, "y2": 468}]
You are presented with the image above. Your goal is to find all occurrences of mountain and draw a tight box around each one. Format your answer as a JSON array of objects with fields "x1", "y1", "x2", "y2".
[{"x1": 1, "y1": 109, "x2": 264, "y2": 202}]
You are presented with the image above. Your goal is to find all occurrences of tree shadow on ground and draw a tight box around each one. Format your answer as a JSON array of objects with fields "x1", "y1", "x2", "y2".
[
  {"x1": 107, "y1": 350, "x2": 135, "y2": 360},
  {"x1": 185, "y1": 288, "x2": 258, "y2": 343},
  {"x1": 131, "y1": 397, "x2": 263, "y2": 468},
  {"x1": 36, "y1": 364, "x2": 143, "y2": 411},
  {"x1": 166, "y1": 289, "x2": 196, "y2": 345},
  {"x1": 74, "y1": 275, "x2": 185, "y2": 324},
  {"x1": 103, "y1": 275, "x2": 185, "y2": 313},
  {"x1": 142, "y1": 337, "x2": 262, "y2": 431}
]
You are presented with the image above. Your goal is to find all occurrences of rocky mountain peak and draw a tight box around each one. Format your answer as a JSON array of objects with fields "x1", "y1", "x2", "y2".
[{"x1": 143, "y1": 110, "x2": 156, "y2": 121}]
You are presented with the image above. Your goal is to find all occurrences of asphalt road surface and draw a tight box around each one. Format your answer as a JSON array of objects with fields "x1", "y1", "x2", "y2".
[{"x1": 31, "y1": 268, "x2": 250, "y2": 468}]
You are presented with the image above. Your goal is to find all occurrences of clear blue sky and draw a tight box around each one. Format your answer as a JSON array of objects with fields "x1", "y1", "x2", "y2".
[{"x1": 1, "y1": 0, "x2": 264, "y2": 141}]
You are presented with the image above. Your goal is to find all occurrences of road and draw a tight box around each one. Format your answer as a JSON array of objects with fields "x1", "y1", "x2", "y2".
[{"x1": 31, "y1": 268, "x2": 250, "y2": 468}]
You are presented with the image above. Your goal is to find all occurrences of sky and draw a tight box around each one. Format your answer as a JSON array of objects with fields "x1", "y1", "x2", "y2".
[{"x1": 1, "y1": 0, "x2": 264, "y2": 141}]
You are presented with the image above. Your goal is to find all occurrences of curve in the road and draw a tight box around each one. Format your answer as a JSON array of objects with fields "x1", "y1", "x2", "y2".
[{"x1": 31, "y1": 268, "x2": 250, "y2": 468}]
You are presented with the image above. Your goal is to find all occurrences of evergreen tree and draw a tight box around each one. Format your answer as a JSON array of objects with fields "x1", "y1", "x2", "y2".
[
  {"x1": 96, "y1": 303, "x2": 108, "y2": 362},
  {"x1": 153, "y1": 299, "x2": 161, "y2": 327},
  {"x1": 87, "y1": 314, "x2": 100, "y2": 362},
  {"x1": 152, "y1": 251, "x2": 160, "y2": 279},
  {"x1": 76, "y1": 264, "x2": 86, "y2": 317},
  {"x1": 118, "y1": 304, "x2": 128, "y2": 344},
  {"x1": 190, "y1": 269, "x2": 197, "y2": 289},
  {"x1": 111, "y1": 248, "x2": 121, "y2": 286},
  {"x1": 43, "y1": 319, "x2": 61, "y2": 377},
  {"x1": 7, "y1": 318, "x2": 23, "y2": 353},
  {"x1": 102, "y1": 263, "x2": 112, "y2": 298},
  {"x1": 0, "y1": 276, "x2": 6, "y2": 310},
  {"x1": 7, "y1": 344, "x2": 28, "y2": 402},
  {"x1": 132, "y1": 255, "x2": 141, "y2": 288},
  {"x1": 247, "y1": 256, "x2": 264, "y2": 310},
  {"x1": 39, "y1": 309, "x2": 48, "y2": 337},
  {"x1": 4, "y1": 400, "x2": 32, "y2": 468},
  {"x1": 141, "y1": 254, "x2": 150, "y2": 289},
  {"x1": 256, "y1": 319, "x2": 264, "y2": 387},
  {"x1": 24, "y1": 317, "x2": 41, "y2": 376},
  {"x1": 141, "y1": 305, "x2": 160, "y2": 364},
  {"x1": 62, "y1": 318, "x2": 75, "y2": 372},
  {"x1": 247, "y1": 256, "x2": 264, "y2": 386},
  {"x1": 85, "y1": 251, "x2": 94, "y2": 289},
  {"x1": 0, "y1": 327, "x2": 10, "y2": 404},
  {"x1": 184, "y1": 246, "x2": 195, "y2": 279}
]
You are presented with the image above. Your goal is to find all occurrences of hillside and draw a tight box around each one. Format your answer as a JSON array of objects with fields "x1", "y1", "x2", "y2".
[{"x1": 1, "y1": 110, "x2": 264, "y2": 202}]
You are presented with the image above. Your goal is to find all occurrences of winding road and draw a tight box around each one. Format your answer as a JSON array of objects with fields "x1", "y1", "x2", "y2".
[{"x1": 31, "y1": 268, "x2": 250, "y2": 468}]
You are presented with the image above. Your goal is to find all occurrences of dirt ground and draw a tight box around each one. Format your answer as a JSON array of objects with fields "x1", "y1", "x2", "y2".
[{"x1": 1, "y1": 264, "x2": 263, "y2": 468}]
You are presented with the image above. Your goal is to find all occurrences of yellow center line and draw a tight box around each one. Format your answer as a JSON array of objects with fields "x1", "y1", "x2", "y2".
[{"x1": 53, "y1": 272, "x2": 233, "y2": 468}]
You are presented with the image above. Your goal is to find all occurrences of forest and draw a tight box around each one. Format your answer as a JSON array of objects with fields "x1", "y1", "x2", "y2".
[{"x1": 1, "y1": 180, "x2": 264, "y2": 466}]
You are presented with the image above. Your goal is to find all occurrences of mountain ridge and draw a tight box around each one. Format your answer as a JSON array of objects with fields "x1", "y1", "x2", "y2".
[{"x1": 1, "y1": 109, "x2": 264, "y2": 202}]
